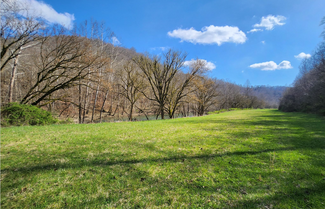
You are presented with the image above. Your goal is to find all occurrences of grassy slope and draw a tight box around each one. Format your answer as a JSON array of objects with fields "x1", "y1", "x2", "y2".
[{"x1": 1, "y1": 109, "x2": 325, "y2": 208}]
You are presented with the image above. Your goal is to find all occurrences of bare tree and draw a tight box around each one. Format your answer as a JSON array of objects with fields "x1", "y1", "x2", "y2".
[
  {"x1": 1, "y1": 0, "x2": 44, "y2": 103},
  {"x1": 116, "y1": 61, "x2": 146, "y2": 121},
  {"x1": 165, "y1": 59, "x2": 206, "y2": 118},
  {"x1": 20, "y1": 26, "x2": 103, "y2": 106},
  {"x1": 89, "y1": 21, "x2": 113, "y2": 123},
  {"x1": 192, "y1": 76, "x2": 219, "y2": 116},
  {"x1": 133, "y1": 49, "x2": 186, "y2": 119}
]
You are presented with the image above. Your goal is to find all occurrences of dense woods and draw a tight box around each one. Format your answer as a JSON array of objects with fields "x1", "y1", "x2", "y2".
[
  {"x1": 0, "y1": 0, "x2": 285, "y2": 123},
  {"x1": 279, "y1": 18, "x2": 325, "y2": 115},
  {"x1": 279, "y1": 42, "x2": 325, "y2": 115}
]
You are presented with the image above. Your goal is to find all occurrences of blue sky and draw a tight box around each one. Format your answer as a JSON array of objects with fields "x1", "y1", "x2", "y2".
[{"x1": 18, "y1": 0, "x2": 325, "y2": 86}]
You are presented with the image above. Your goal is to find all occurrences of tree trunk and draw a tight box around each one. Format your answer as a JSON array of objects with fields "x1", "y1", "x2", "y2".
[
  {"x1": 82, "y1": 82, "x2": 90, "y2": 123},
  {"x1": 86, "y1": 85, "x2": 94, "y2": 114},
  {"x1": 82, "y1": 68, "x2": 91, "y2": 123},
  {"x1": 8, "y1": 49, "x2": 21, "y2": 103},
  {"x1": 129, "y1": 103, "x2": 133, "y2": 121},
  {"x1": 78, "y1": 78, "x2": 82, "y2": 124},
  {"x1": 91, "y1": 68, "x2": 102, "y2": 123},
  {"x1": 198, "y1": 104, "x2": 204, "y2": 116},
  {"x1": 109, "y1": 84, "x2": 114, "y2": 115},
  {"x1": 143, "y1": 111, "x2": 149, "y2": 120},
  {"x1": 108, "y1": 105, "x2": 112, "y2": 115},
  {"x1": 112, "y1": 104, "x2": 118, "y2": 117},
  {"x1": 187, "y1": 103, "x2": 190, "y2": 116},
  {"x1": 91, "y1": 85, "x2": 100, "y2": 123},
  {"x1": 117, "y1": 85, "x2": 120, "y2": 120},
  {"x1": 160, "y1": 104, "x2": 164, "y2": 119},
  {"x1": 99, "y1": 89, "x2": 109, "y2": 123}
]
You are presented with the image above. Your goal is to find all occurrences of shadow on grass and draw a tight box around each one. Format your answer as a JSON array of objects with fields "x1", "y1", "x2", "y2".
[
  {"x1": 1, "y1": 147, "x2": 296, "y2": 174},
  {"x1": 5, "y1": 145, "x2": 323, "y2": 207},
  {"x1": 174, "y1": 109, "x2": 324, "y2": 128},
  {"x1": 233, "y1": 181, "x2": 325, "y2": 208},
  {"x1": 2, "y1": 110, "x2": 325, "y2": 207}
]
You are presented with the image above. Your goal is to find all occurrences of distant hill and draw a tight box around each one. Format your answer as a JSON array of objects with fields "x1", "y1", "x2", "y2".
[{"x1": 252, "y1": 86, "x2": 287, "y2": 108}]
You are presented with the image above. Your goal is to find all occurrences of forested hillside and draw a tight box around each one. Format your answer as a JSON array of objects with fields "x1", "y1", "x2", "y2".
[
  {"x1": 1, "y1": 1, "x2": 285, "y2": 124},
  {"x1": 252, "y1": 86, "x2": 287, "y2": 108}
]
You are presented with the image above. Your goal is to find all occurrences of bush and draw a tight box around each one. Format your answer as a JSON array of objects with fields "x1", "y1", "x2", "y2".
[{"x1": 1, "y1": 103, "x2": 58, "y2": 126}]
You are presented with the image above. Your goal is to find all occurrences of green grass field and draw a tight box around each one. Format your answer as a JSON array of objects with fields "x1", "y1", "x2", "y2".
[{"x1": 1, "y1": 109, "x2": 325, "y2": 208}]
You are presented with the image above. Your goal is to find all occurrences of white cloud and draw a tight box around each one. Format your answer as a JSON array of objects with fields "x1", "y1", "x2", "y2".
[
  {"x1": 249, "y1": 60, "x2": 292, "y2": 71},
  {"x1": 17, "y1": 0, "x2": 75, "y2": 29},
  {"x1": 253, "y1": 15, "x2": 286, "y2": 30},
  {"x1": 184, "y1": 59, "x2": 216, "y2": 71},
  {"x1": 158, "y1": 47, "x2": 167, "y2": 51},
  {"x1": 112, "y1": 37, "x2": 121, "y2": 46},
  {"x1": 247, "y1": 28, "x2": 263, "y2": 33},
  {"x1": 150, "y1": 47, "x2": 169, "y2": 52},
  {"x1": 167, "y1": 25, "x2": 247, "y2": 45},
  {"x1": 294, "y1": 52, "x2": 311, "y2": 60},
  {"x1": 250, "y1": 61, "x2": 278, "y2": 71},
  {"x1": 261, "y1": 41, "x2": 265, "y2": 44},
  {"x1": 277, "y1": 60, "x2": 292, "y2": 69}
]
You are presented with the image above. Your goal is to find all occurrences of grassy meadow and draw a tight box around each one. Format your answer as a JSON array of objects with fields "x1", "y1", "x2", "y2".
[{"x1": 1, "y1": 109, "x2": 325, "y2": 208}]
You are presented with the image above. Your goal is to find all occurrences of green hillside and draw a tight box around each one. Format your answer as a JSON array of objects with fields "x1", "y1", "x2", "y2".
[{"x1": 1, "y1": 109, "x2": 325, "y2": 208}]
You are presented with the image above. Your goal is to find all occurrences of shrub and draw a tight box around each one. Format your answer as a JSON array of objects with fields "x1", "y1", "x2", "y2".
[{"x1": 1, "y1": 103, "x2": 58, "y2": 126}]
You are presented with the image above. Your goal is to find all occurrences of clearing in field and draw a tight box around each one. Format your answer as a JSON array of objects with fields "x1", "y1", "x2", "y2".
[{"x1": 1, "y1": 109, "x2": 325, "y2": 208}]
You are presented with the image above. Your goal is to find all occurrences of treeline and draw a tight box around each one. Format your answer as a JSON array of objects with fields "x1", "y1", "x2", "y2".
[
  {"x1": 252, "y1": 86, "x2": 287, "y2": 108},
  {"x1": 1, "y1": 1, "x2": 284, "y2": 123},
  {"x1": 279, "y1": 16, "x2": 325, "y2": 115},
  {"x1": 279, "y1": 42, "x2": 325, "y2": 115}
]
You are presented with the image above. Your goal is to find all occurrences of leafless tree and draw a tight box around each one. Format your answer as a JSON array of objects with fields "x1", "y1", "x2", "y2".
[
  {"x1": 1, "y1": 0, "x2": 45, "y2": 103},
  {"x1": 192, "y1": 76, "x2": 219, "y2": 116},
  {"x1": 19, "y1": 26, "x2": 103, "y2": 106},
  {"x1": 116, "y1": 60, "x2": 146, "y2": 121},
  {"x1": 165, "y1": 59, "x2": 206, "y2": 118},
  {"x1": 133, "y1": 49, "x2": 187, "y2": 119}
]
